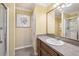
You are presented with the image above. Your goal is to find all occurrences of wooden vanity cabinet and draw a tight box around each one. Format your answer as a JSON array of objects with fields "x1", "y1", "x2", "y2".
[{"x1": 37, "y1": 38, "x2": 63, "y2": 56}]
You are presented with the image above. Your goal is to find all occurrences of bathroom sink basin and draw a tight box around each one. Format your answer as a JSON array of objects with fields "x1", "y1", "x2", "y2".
[{"x1": 46, "y1": 38, "x2": 64, "y2": 46}]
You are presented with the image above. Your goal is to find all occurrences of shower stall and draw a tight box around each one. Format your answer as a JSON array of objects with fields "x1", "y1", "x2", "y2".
[
  {"x1": 65, "y1": 16, "x2": 79, "y2": 41},
  {"x1": 0, "y1": 4, "x2": 7, "y2": 56}
]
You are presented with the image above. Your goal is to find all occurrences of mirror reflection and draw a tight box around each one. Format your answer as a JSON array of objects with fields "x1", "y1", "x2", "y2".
[
  {"x1": 55, "y1": 9, "x2": 62, "y2": 36},
  {"x1": 63, "y1": 3, "x2": 79, "y2": 41},
  {"x1": 47, "y1": 3, "x2": 79, "y2": 41}
]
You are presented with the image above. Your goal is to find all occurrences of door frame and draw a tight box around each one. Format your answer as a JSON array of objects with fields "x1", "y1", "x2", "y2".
[{"x1": 1, "y1": 3, "x2": 9, "y2": 56}]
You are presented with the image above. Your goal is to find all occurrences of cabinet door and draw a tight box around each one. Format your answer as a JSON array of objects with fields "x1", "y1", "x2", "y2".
[
  {"x1": 40, "y1": 48, "x2": 50, "y2": 56},
  {"x1": 40, "y1": 41, "x2": 58, "y2": 56},
  {"x1": 37, "y1": 39, "x2": 63, "y2": 56}
]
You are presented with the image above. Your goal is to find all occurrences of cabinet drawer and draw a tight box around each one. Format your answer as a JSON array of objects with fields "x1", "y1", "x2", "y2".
[{"x1": 40, "y1": 41, "x2": 58, "y2": 56}]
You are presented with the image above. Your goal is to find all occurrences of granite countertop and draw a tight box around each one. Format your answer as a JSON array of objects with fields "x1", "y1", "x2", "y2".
[{"x1": 37, "y1": 35, "x2": 79, "y2": 56}]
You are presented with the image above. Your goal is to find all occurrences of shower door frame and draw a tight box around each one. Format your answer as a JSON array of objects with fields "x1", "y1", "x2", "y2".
[
  {"x1": 1, "y1": 3, "x2": 8, "y2": 56},
  {"x1": 64, "y1": 16, "x2": 79, "y2": 41}
]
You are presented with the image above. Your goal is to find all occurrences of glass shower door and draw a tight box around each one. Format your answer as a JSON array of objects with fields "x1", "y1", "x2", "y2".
[
  {"x1": 69, "y1": 18, "x2": 77, "y2": 40},
  {"x1": 0, "y1": 4, "x2": 7, "y2": 56},
  {"x1": 65, "y1": 17, "x2": 78, "y2": 40}
]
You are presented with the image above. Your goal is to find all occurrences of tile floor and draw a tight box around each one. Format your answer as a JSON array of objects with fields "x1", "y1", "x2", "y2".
[{"x1": 15, "y1": 47, "x2": 35, "y2": 56}]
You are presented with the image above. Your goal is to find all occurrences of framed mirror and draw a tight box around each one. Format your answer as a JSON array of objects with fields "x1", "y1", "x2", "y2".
[{"x1": 47, "y1": 3, "x2": 79, "y2": 41}]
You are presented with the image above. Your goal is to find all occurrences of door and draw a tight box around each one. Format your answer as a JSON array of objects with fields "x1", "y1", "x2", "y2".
[
  {"x1": 0, "y1": 4, "x2": 7, "y2": 56},
  {"x1": 65, "y1": 17, "x2": 77, "y2": 40},
  {"x1": 69, "y1": 18, "x2": 77, "y2": 40},
  {"x1": 65, "y1": 19, "x2": 70, "y2": 38}
]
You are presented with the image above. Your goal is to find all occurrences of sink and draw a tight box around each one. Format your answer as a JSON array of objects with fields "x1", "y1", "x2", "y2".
[{"x1": 46, "y1": 38, "x2": 64, "y2": 46}]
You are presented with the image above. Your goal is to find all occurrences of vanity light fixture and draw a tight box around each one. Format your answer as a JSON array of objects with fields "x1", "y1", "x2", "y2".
[
  {"x1": 65, "y1": 3, "x2": 72, "y2": 7},
  {"x1": 57, "y1": 3, "x2": 72, "y2": 11},
  {"x1": 57, "y1": 6, "x2": 63, "y2": 11},
  {"x1": 61, "y1": 3, "x2": 72, "y2": 8},
  {"x1": 53, "y1": 3, "x2": 61, "y2": 8},
  {"x1": 61, "y1": 4, "x2": 65, "y2": 8}
]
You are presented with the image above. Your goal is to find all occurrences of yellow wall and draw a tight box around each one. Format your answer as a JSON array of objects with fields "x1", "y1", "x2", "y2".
[
  {"x1": 15, "y1": 9, "x2": 32, "y2": 48},
  {"x1": 5, "y1": 3, "x2": 15, "y2": 56},
  {"x1": 34, "y1": 5, "x2": 47, "y2": 34},
  {"x1": 16, "y1": 9, "x2": 32, "y2": 15},
  {"x1": 47, "y1": 10, "x2": 55, "y2": 34}
]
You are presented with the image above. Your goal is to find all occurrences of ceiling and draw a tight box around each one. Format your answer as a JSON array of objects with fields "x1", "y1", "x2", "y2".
[
  {"x1": 15, "y1": 3, "x2": 34, "y2": 10},
  {"x1": 15, "y1": 3, "x2": 52, "y2": 10},
  {"x1": 63, "y1": 3, "x2": 79, "y2": 14},
  {"x1": 55, "y1": 3, "x2": 79, "y2": 16}
]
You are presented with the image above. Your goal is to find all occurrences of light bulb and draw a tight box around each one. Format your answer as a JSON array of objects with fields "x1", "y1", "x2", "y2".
[
  {"x1": 53, "y1": 3, "x2": 61, "y2": 8},
  {"x1": 65, "y1": 3, "x2": 72, "y2": 7},
  {"x1": 61, "y1": 4, "x2": 65, "y2": 8}
]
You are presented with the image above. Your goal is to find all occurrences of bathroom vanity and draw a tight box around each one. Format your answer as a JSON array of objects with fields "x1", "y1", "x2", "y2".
[
  {"x1": 36, "y1": 3, "x2": 79, "y2": 56},
  {"x1": 37, "y1": 38, "x2": 63, "y2": 56},
  {"x1": 37, "y1": 35, "x2": 79, "y2": 56}
]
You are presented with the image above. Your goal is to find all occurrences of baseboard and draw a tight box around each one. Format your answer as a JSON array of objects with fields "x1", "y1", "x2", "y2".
[{"x1": 15, "y1": 45, "x2": 32, "y2": 50}]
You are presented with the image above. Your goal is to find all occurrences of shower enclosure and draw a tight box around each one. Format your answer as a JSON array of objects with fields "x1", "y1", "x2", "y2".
[
  {"x1": 0, "y1": 4, "x2": 7, "y2": 56},
  {"x1": 61, "y1": 3, "x2": 79, "y2": 41},
  {"x1": 65, "y1": 16, "x2": 79, "y2": 41}
]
